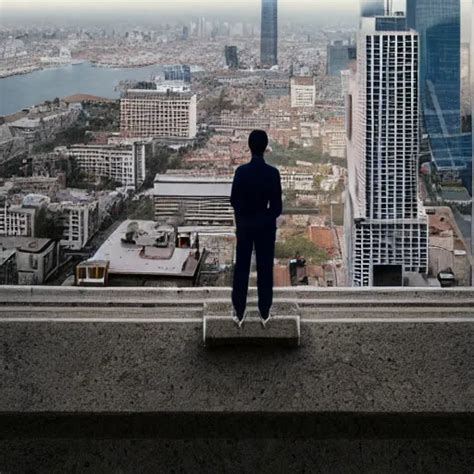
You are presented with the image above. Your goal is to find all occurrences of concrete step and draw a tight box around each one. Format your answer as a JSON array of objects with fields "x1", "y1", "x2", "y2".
[{"x1": 203, "y1": 302, "x2": 301, "y2": 347}]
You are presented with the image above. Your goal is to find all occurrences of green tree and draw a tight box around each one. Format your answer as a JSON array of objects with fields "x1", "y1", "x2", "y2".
[{"x1": 275, "y1": 235, "x2": 329, "y2": 265}]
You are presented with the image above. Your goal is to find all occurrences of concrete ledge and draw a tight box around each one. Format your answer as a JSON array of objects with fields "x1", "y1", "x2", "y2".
[{"x1": 0, "y1": 287, "x2": 472, "y2": 472}]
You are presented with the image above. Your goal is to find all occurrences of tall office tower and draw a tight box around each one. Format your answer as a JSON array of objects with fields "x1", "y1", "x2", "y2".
[
  {"x1": 326, "y1": 41, "x2": 357, "y2": 77},
  {"x1": 225, "y1": 46, "x2": 239, "y2": 69},
  {"x1": 406, "y1": 0, "x2": 461, "y2": 133},
  {"x1": 360, "y1": 0, "x2": 385, "y2": 18},
  {"x1": 120, "y1": 90, "x2": 197, "y2": 140},
  {"x1": 406, "y1": 0, "x2": 470, "y2": 189},
  {"x1": 260, "y1": 0, "x2": 278, "y2": 68},
  {"x1": 345, "y1": 16, "x2": 428, "y2": 286}
]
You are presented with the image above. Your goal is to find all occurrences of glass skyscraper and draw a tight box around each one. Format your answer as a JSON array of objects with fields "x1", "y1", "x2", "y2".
[
  {"x1": 261, "y1": 0, "x2": 278, "y2": 68},
  {"x1": 406, "y1": 0, "x2": 470, "y2": 193}
]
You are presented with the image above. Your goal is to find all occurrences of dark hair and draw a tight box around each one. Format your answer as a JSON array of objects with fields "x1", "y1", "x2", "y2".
[{"x1": 248, "y1": 130, "x2": 269, "y2": 155}]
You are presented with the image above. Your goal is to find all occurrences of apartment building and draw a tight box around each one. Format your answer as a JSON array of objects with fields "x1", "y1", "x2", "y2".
[
  {"x1": 0, "y1": 204, "x2": 35, "y2": 237},
  {"x1": 154, "y1": 175, "x2": 234, "y2": 227},
  {"x1": 345, "y1": 16, "x2": 428, "y2": 286},
  {"x1": 120, "y1": 90, "x2": 197, "y2": 140},
  {"x1": 290, "y1": 76, "x2": 316, "y2": 108},
  {"x1": 55, "y1": 142, "x2": 147, "y2": 189},
  {"x1": 49, "y1": 201, "x2": 100, "y2": 251},
  {"x1": 0, "y1": 237, "x2": 59, "y2": 285}
]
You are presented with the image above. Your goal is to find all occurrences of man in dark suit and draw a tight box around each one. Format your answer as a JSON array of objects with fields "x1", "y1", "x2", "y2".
[{"x1": 231, "y1": 130, "x2": 283, "y2": 327}]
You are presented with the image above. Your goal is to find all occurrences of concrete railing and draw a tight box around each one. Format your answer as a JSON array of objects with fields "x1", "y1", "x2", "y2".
[{"x1": 0, "y1": 286, "x2": 473, "y2": 472}]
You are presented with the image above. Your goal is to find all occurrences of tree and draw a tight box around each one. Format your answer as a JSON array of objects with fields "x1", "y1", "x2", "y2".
[
  {"x1": 275, "y1": 235, "x2": 329, "y2": 265},
  {"x1": 35, "y1": 207, "x2": 65, "y2": 241}
]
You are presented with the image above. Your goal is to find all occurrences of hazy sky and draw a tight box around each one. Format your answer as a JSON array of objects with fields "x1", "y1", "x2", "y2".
[{"x1": 1, "y1": 0, "x2": 362, "y2": 17}]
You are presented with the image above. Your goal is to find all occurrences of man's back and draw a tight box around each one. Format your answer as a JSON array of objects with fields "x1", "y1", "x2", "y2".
[
  {"x1": 231, "y1": 157, "x2": 282, "y2": 227},
  {"x1": 231, "y1": 130, "x2": 281, "y2": 324}
]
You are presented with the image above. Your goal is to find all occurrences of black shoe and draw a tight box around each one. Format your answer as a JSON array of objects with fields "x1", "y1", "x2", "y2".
[
  {"x1": 259, "y1": 311, "x2": 271, "y2": 328},
  {"x1": 232, "y1": 310, "x2": 246, "y2": 329}
]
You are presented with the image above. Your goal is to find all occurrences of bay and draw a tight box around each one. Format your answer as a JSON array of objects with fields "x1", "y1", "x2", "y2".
[{"x1": 0, "y1": 61, "x2": 164, "y2": 116}]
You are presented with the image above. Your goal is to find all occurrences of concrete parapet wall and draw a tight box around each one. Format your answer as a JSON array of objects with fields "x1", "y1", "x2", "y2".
[
  {"x1": 0, "y1": 287, "x2": 472, "y2": 472},
  {"x1": 0, "y1": 286, "x2": 472, "y2": 414}
]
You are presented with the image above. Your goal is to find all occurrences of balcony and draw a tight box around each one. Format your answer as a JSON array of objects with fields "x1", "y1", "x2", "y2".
[{"x1": 0, "y1": 286, "x2": 473, "y2": 472}]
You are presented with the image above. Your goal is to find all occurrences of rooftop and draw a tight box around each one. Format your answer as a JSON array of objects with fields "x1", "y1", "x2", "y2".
[
  {"x1": 0, "y1": 236, "x2": 54, "y2": 254},
  {"x1": 89, "y1": 220, "x2": 199, "y2": 277},
  {"x1": 154, "y1": 174, "x2": 232, "y2": 198}
]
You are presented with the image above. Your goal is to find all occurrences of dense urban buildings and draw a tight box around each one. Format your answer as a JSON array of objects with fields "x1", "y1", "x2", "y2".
[
  {"x1": 260, "y1": 0, "x2": 278, "y2": 68},
  {"x1": 55, "y1": 142, "x2": 147, "y2": 189},
  {"x1": 345, "y1": 15, "x2": 429, "y2": 286},
  {"x1": 326, "y1": 41, "x2": 357, "y2": 77},
  {"x1": 120, "y1": 90, "x2": 197, "y2": 140}
]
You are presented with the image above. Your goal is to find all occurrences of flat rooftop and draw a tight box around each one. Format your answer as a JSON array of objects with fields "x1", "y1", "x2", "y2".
[
  {"x1": 154, "y1": 174, "x2": 232, "y2": 198},
  {"x1": 0, "y1": 236, "x2": 54, "y2": 254},
  {"x1": 90, "y1": 220, "x2": 198, "y2": 277}
]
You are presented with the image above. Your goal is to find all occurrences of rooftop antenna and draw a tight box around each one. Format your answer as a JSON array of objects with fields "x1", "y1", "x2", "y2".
[{"x1": 385, "y1": 0, "x2": 392, "y2": 15}]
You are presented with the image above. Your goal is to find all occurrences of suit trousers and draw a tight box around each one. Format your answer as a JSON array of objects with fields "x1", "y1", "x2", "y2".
[{"x1": 232, "y1": 224, "x2": 276, "y2": 317}]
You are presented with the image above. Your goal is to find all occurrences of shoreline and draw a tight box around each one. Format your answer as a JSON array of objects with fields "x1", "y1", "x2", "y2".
[{"x1": 90, "y1": 61, "x2": 161, "y2": 69}]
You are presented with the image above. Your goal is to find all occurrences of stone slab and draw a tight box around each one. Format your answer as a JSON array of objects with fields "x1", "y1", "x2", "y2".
[
  {"x1": 203, "y1": 315, "x2": 301, "y2": 347},
  {"x1": 203, "y1": 302, "x2": 301, "y2": 347}
]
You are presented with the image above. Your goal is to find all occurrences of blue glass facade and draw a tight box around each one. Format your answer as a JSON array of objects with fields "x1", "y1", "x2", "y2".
[
  {"x1": 326, "y1": 41, "x2": 357, "y2": 76},
  {"x1": 406, "y1": 0, "x2": 471, "y2": 195}
]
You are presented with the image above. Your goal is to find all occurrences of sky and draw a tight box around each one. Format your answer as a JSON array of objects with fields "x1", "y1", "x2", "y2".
[{"x1": 1, "y1": 0, "x2": 362, "y2": 18}]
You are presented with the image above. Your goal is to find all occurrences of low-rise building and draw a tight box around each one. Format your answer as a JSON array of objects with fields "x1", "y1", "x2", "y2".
[
  {"x1": 11, "y1": 176, "x2": 63, "y2": 195},
  {"x1": 154, "y1": 175, "x2": 234, "y2": 227},
  {"x1": 77, "y1": 220, "x2": 204, "y2": 287},
  {"x1": 49, "y1": 201, "x2": 100, "y2": 251},
  {"x1": 0, "y1": 237, "x2": 59, "y2": 285},
  {"x1": 0, "y1": 204, "x2": 35, "y2": 237},
  {"x1": 55, "y1": 142, "x2": 147, "y2": 189}
]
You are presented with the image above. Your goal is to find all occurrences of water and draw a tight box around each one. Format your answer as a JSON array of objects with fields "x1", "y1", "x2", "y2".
[{"x1": 0, "y1": 61, "x2": 164, "y2": 116}]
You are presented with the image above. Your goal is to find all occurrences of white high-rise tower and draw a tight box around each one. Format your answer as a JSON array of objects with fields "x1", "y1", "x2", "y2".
[{"x1": 345, "y1": 14, "x2": 429, "y2": 286}]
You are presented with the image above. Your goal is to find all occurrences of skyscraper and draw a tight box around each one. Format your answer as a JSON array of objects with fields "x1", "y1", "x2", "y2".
[
  {"x1": 260, "y1": 0, "x2": 278, "y2": 68},
  {"x1": 326, "y1": 41, "x2": 357, "y2": 77},
  {"x1": 406, "y1": 0, "x2": 461, "y2": 133},
  {"x1": 406, "y1": 0, "x2": 470, "y2": 191},
  {"x1": 345, "y1": 15, "x2": 428, "y2": 286}
]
